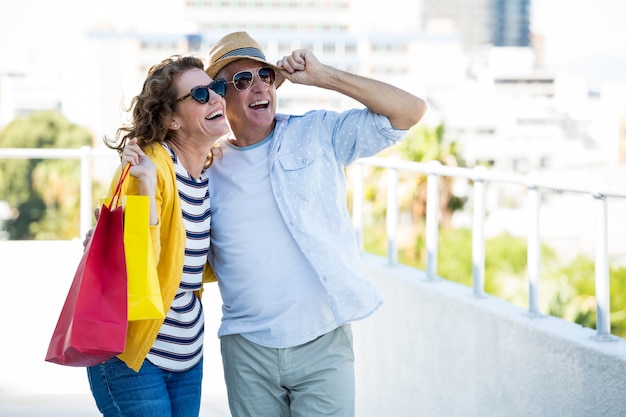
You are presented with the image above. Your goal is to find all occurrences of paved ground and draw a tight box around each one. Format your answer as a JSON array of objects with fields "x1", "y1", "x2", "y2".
[{"x1": 0, "y1": 393, "x2": 231, "y2": 417}]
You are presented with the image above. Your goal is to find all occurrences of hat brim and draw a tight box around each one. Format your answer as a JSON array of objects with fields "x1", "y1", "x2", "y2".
[{"x1": 206, "y1": 56, "x2": 285, "y2": 88}]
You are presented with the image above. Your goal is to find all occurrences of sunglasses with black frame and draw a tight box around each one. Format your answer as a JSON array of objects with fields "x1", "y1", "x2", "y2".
[{"x1": 176, "y1": 78, "x2": 228, "y2": 104}]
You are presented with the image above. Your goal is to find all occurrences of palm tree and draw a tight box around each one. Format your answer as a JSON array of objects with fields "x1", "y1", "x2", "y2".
[
  {"x1": 397, "y1": 123, "x2": 465, "y2": 228},
  {"x1": 350, "y1": 122, "x2": 466, "y2": 264}
]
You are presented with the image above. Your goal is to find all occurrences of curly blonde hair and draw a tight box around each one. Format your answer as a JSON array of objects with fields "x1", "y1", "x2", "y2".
[{"x1": 104, "y1": 55, "x2": 217, "y2": 167}]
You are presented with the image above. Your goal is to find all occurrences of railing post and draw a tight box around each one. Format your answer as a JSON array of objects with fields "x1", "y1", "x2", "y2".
[
  {"x1": 351, "y1": 163, "x2": 364, "y2": 252},
  {"x1": 79, "y1": 146, "x2": 93, "y2": 240},
  {"x1": 426, "y1": 161, "x2": 441, "y2": 280},
  {"x1": 593, "y1": 192, "x2": 613, "y2": 340},
  {"x1": 386, "y1": 159, "x2": 399, "y2": 266},
  {"x1": 526, "y1": 179, "x2": 541, "y2": 316},
  {"x1": 472, "y1": 166, "x2": 487, "y2": 297}
]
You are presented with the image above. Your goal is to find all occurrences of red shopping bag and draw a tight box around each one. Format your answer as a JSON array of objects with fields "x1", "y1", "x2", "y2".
[{"x1": 45, "y1": 166, "x2": 130, "y2": 367}]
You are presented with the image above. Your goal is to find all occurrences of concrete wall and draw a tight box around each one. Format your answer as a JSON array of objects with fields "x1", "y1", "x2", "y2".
[{"x1": 353, "y1": 254, "x2": 626, "y2": 417}]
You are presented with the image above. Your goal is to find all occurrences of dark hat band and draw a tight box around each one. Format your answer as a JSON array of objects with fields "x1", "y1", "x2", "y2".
[{"x1": 217, "y1": 47, "x2": 266, "y2": 63}]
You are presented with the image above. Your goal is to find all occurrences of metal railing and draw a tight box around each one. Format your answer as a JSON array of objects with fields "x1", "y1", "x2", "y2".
[
  {"x1": 351, "y1": 157, "x2": 626, "y2": 341},
  {"x1": 2, "y1": 147, "x2": 626, "y2": 339}
]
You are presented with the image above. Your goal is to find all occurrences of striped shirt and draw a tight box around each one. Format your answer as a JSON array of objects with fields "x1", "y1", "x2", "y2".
[{"x1": 147, "y1": 144, "x2": 209, "y2": 372}]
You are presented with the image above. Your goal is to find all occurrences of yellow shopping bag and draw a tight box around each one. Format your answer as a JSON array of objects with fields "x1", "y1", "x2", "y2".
[{"x1": 123, "y1": 195, "x2": 165, "y2": 321}]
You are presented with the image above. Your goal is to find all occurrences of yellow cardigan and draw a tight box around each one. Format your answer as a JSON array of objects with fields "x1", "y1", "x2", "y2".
[{"x1": 104, "y1": 143, "x2": 216, "y2": 372}]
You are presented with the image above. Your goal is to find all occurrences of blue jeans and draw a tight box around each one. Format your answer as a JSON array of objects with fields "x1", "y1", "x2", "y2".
[{"x1": 87, "y1": 357, "x2": 203, "y2": 417}]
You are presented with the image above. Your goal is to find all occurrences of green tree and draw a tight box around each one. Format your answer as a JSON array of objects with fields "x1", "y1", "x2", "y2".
[
  {"x1": 541, "y1": 255, "x2": 626, "y2": 338},
  {"x1": 608, "y1": 265, "x2": 626, "y2": 337},
  {"x1": 0, "y1": 111, "x2": 93, "y2": 239}
]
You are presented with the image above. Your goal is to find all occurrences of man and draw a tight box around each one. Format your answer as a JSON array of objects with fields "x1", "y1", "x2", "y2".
[{"x1": 206, "y1": 31, "x2": 426, "y2": 417}]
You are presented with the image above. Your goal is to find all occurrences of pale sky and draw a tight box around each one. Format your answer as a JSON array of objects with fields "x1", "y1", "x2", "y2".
[
  {"x1": 1, "y1": 0, "x2": 625, "y2": 84},
  {"x1": 532, "y1": 0, "x2": 626, "y2": 83}
]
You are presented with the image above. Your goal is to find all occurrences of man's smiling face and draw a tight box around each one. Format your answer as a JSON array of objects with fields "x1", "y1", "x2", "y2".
[{"x1": 220, "y1": 59, "x2": 277, "y2": 144}]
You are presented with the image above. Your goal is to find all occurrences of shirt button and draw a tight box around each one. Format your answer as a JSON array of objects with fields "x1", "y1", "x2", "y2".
[{"x1": 301, "y1": 159, "x2": 307, "y2": 165}]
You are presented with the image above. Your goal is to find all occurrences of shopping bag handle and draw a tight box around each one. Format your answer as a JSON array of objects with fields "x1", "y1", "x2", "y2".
[{"x1": 110, "y1": 164, "x2": 131, "y2": 209}]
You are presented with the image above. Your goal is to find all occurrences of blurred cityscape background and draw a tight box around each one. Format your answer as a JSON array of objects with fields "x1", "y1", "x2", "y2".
[{"x1": 2, "y1": 0, "x2": 626, "y2": 174}]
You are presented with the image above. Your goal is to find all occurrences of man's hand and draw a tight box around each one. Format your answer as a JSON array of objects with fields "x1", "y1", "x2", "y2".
[{"x1": 276, "y1": 49, "x2": 328, "y2": 87}]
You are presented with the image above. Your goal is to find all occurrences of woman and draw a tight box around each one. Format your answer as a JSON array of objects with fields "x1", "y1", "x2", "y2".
[{"x1": 87, "y1": 55, "x2": 230, "y2": 417}]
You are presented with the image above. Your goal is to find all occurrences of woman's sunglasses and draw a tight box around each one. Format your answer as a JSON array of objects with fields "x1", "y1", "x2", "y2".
[
  {"x1": 176, "y1": 79, "x2": 228, "y2": 104},
  {"x1": 228, "y1": 67, "x2": 276, "y2": 91}
]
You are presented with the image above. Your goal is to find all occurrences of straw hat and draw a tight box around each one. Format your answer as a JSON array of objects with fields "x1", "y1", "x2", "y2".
[{"x1": 206, "y1": 31, "x2": 285, "y2": 88}]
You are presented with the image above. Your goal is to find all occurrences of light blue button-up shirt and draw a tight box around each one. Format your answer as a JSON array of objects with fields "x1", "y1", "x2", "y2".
[
  {"x1": 208, "y1": 107, "x2": 407, "y2": 347},
  {"x1": 264, "y1": 108, "x2": 407, "y2": 326}
]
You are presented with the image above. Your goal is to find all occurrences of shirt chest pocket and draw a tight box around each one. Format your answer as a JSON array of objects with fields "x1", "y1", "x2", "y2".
[{"x1": 277, "y1": 142, "x2": 325, "y2": 198}]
